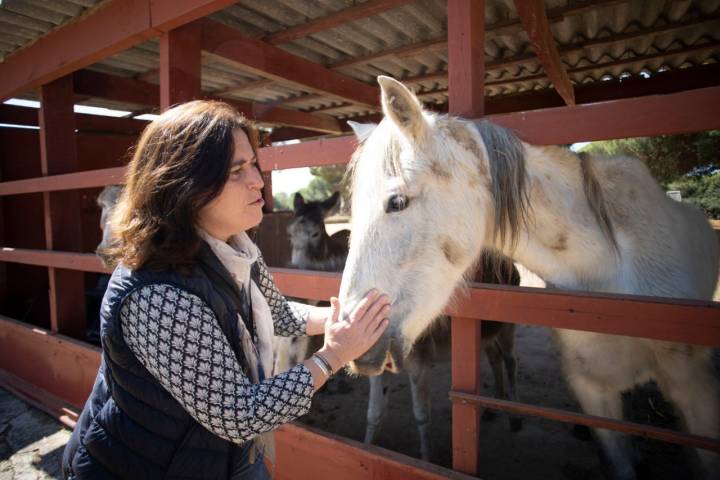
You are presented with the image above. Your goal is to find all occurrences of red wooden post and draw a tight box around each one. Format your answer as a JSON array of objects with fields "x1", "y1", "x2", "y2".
[
  {"x1": 448, "y1": 0, "x2": 485, "y2": 118},
  {"x1": 160, "y1": 22, "x2": 202, "y2": 111},
  {"x1": 448, "y1": 0, "x2": 485, "y2": 475},
  {"x1": 39, "y1": 75, "x2": 86, "y2": 336}
]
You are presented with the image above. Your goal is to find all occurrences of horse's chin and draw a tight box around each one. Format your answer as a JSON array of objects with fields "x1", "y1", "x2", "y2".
[{"x1": 349, "y1": 351, "x2": 400, "y2": 377}]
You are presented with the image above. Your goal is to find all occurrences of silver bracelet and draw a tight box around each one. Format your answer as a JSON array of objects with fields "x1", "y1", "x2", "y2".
[
  {"x1": 311, "y1": 354, "x2": 331, "y2": 377},
  {"x1": 313, "y1": 352, "x2": 334, "y2": 375}
]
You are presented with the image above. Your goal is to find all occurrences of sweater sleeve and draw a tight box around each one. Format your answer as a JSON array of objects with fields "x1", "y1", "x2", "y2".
[
  {"x1": 119, "y1": 283, "x2": 314, "y2": 445},
  {"x1": 255, "y1": 254, "x2": 312, "y2": 337}
]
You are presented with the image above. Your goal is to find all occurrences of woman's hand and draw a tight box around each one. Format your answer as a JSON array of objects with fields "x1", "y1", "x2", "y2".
[{"x1": 318, "y1": 290, "x2": 390, "y2": 371}]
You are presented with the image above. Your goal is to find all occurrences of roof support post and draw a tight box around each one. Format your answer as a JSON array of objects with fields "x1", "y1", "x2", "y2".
[
  {"x1": 448, "y1": 1, "x2": 485, "y2": 476},
  {"x1": 39, "y1": 75, "x2": 86, "y2": 337},
  {"x1": 160, "y1": 22, "x2": 202, "y2": 111}
]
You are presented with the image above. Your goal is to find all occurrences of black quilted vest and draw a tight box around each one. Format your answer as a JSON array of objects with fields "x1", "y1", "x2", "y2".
[{"x1": 62, "y1": 244, "x2": 259, "y2": 479}]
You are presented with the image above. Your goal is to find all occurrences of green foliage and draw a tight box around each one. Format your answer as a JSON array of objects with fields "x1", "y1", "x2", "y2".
[
  {"x1": 582, "y1": 131, "x2": 720, "y2": 219},
  {"x1": 582, "y1": 131, "x2": 720, "y2": 183},
  {"x1": 665, "y1": 173, "x2": 720, "y2": 219},
  {"x1": 273, "y1": 164, "x2": 349, "y2": 212}
]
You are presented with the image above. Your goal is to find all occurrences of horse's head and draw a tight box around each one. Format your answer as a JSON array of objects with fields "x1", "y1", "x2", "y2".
[
  {"x1": 287, "y1": 191, "x2": 341, "y2": 265},
  {"x1": 96, "y1": 185, "x2": 123, "y2": 268},
  {"x1": 341, "y1": 76, "x2": 527, "y2": 376}
]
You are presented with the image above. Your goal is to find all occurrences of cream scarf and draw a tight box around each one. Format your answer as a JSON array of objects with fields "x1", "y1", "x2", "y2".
[{"x1": 198, "y1": 229, "x2": 275, "y2": 462}]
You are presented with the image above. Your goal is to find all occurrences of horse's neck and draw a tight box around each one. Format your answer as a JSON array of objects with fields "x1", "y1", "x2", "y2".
[{"x1": 493, "y1": 145, "x2": 616, "y2": 290}]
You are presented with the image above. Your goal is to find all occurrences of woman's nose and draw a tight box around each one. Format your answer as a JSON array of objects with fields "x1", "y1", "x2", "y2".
[{"x1": 248, "y1": 166, "x2": 264, "y2": 190}]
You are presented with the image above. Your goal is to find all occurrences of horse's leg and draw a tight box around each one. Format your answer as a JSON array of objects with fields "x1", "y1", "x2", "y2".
[
  {"x1": 497, "y1": 323, "x2": 523, "y2": 431},
  {"x1": 406, "y1": 351, "x2": 433, "y2": 461},
  {"x1": 484, "y1": 339, "x2": 506, "y2": 422},
  {"x1": 568, "y1": 374, "x2": 636, "y2": 480},
  {"x1": 654, "y1": 345, "x2": 720, "y2": 478},
  {"x1": 364, "y1": 373, "x2": 390, "y2": 445}
]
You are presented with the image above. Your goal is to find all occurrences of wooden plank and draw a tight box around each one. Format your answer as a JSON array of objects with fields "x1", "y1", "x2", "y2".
[
  {"x1": 160, "y1": 23, "x2": 202, "y2": 111},
  {"x1": 490, "y1": 85, "x2": 720, "y2": 144},
  {"x1": 200, "y1": 19, "x2": 380, "y2": 110},
  {"x1": 274, "y1": 423, "x2": 474, "y2": 480},
  {"x1": 258, "y1": 135, "x2": 357, "y2": 172},
  {"x1": 447, "y1": 0, "x2": 485, "y2": 118},
  {"x1": 513, "y1": 0, "x2": 575, "y2": 105},
  {"x1": 449, "y1": 393, "x2": 720, "y2": 452},
  {"x1": 450, "y1": 317, "x2": 483, "y2": 474},
  {"x1": 0, "y1": 316, "x2": 101, "y2": 409},
  {"x1": 0, "y1": 0, "x2": 238, "y2": 102},
  {"x1": 0, "y1": 248, "x2": 109, "y2": 273},
  {"x1": 39, "y1": 76, "x2": 86, "y2": 337},
  {"x1": 0, "y1": 370, "x2": 79, "y2": 430},
  {"x1": 264, "y1": 0, "x2": 413, "y2": 45},
  {"x1": 0, "y1": 167, "x2": 125, "y2": 196}
]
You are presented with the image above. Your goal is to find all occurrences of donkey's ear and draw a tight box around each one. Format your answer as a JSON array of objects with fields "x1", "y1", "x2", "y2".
[
  {"x1": 378, "y1": 76, "x2": 425, "y2": 138},
  {"x1": 293, "y1": 192, "x2": 305, "y2": 211},
  {"x1": 347, "y1": 121, "x2": 377, "y2": 141},
  {"x1": 320, "y1": 191, "x2": 341, "y2": 214}
]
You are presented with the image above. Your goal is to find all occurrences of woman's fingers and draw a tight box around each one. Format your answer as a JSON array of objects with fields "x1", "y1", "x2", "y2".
[
  {"x1": 360, "y1": 294, "x2": 389, "y2": 326},
  {"x1": 362, "y1": 302, "x2": 390, "y2": 334},
  {"x1": 369, "y1": 317, "x2": 390, "y2": 343},
  {"x1": 349, "y1": 289, "x2": 379, "y2": 322},
  {"x1": 329, "y1": 297, "x2": 340, "y2": 324}
]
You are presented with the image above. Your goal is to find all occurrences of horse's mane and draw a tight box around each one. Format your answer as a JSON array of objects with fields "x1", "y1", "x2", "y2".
[
  {"x1": 473, "y1": 120, "x2": 530, "y2": 252},
  {"x1": 578, "y1": 152, "x2": 619, "y2": 254}
]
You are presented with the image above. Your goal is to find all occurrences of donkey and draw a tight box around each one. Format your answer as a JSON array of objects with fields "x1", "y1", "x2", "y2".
[
  {"x1": 340, "y1": 76, "x2": 719, "y2": 479},
  {"x1": 287, "y1": 191, "x2": 350, "y2": 272},
  {"x1": 286, "y1": 190, "x2": 522, "y2": 460}
]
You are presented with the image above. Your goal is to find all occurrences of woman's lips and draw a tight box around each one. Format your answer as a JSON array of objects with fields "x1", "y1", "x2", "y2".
[{"x1": 250, "y1": 197, "x2": 265, "y2": 206}]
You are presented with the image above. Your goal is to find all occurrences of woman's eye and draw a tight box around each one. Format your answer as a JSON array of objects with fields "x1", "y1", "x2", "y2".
[{"x1": 386, "y1": 194, "x2": 409, "y2": 213}]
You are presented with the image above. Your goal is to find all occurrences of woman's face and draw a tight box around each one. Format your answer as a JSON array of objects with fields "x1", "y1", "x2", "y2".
[{"x1": 197, "y1": 129, "x2": 265, "y2": 241}]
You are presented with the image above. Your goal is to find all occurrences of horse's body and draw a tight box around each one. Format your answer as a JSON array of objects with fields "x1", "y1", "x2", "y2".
[
  {"x1": 285, "y1": 191, "x2": 521, "y2": 460},
  {"x1": 342, "y1": 76, "x2": 719, "y2": 478}
]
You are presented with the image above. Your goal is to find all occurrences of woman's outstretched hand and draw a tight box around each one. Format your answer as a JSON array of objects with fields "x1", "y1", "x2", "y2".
[{"x1": 319, "y1": 290, "x2": 390, "y2": 371}]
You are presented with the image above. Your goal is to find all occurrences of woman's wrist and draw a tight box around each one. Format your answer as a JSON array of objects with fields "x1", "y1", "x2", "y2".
[{"x1": 316, "y1": 346, "x2": 345, "y2": 373}]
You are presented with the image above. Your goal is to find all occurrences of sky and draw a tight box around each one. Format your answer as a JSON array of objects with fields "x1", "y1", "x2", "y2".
[{"x1": 2, "y1": 98, "x2": 590, "y2": 193}]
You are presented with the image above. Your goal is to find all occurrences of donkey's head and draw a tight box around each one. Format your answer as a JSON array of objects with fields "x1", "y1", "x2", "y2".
[
  {"x1": 287, "y1": 191, "x2": 341, "y2": 266},
  {"x1": 341, "y1": 76, "x2": 527, "y2": 376},
  {"x1": 96, "y1": 185, "x2": 123, "y2": 268}
]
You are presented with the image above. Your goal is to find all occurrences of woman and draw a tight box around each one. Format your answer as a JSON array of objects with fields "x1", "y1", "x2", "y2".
[{"x1": 62, "y1": 101, "x2": 390, "y2": 479}]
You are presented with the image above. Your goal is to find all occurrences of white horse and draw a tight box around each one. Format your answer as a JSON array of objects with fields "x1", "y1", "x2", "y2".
[
  {"x1": 283, "y1": 189, "x2": 522, "y2": 460},
  {"x1": 340, "y1": 76, "x2": 720, "y2": 479}
]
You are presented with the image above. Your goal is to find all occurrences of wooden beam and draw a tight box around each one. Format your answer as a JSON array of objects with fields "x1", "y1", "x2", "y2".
[
  {"x1": 0, "y1": 248, "x2": 109, "y2": 273},
  {"x1": 38, "y1": 76, "x2": 86, "y2": 337},
  {"x1": 513, "y1": 0, "x2": 575, "y2": 105},
  {"x1": 258, "y1": 135, "x2": 357, "y2": 172},
  {"x1": 0, "y1": 104, "x2": 148, "y2": 135},
  {"x1": 73, "y1": 69, "x2": 159, "y2": 106},
  {"x1": 71, "y1": 70, "x2": 342, "y2": 134},
  {"x1": 0, "y1": 0, "x2": 239, "y2": 102},
  {"x1": 263, "y1": 0, "x2": 413, "y2": 45},
  {"x1": 448, "y1": 0, "x2": 485, "y2": 118},
  {"x1": 200, "y1": 19, "x2": 380, "y2": 110},
  {"x1": 160, "y1": 23, "x2": 202, "y2": 111},
  {"x1": 213, "y1": 78, "x2": 275, "y2": 97},
  {"x1": 490, "y1": 85, "x2": 720, "y2": 144},
  {"x1": 0, "y1": 167, "x2": 125, "y2": 196}
]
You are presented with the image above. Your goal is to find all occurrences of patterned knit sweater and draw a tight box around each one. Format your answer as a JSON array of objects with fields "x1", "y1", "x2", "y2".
[{"x1": 119, "y1": 257, "x2": 315, "y2": 445}]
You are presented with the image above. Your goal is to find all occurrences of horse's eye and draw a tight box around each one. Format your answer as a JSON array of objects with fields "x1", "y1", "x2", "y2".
[{"x1": 386, "y1": 194, "x2": 409, "y2": 213}]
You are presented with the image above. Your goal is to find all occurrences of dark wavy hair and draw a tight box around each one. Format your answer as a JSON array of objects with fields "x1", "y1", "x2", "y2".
[{"x1": 101, "y1": 100, "x2": 259, "y2": 272}]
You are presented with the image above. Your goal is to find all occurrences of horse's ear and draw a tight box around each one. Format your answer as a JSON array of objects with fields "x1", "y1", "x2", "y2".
[
  {"x1": 321, "y1": 191, "x2": 341, "y2": 214},
  {"x1": 378, "y1": 76, "x2": 425, "y2": 139},
  {"x1": 293, "y1": 192, "x2": 305, "y2": 211},
  {"x1": 347, "y1": 121, "x2": 377, "y2": 141}
]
